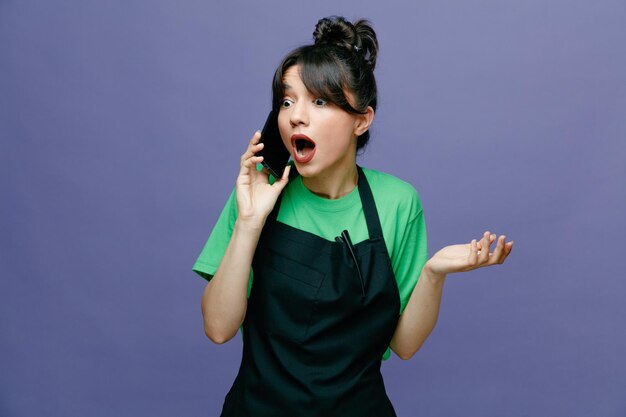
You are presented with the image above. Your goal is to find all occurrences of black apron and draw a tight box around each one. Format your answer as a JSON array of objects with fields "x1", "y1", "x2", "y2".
[{"x1": 220, "y1": 166, "x2": 401, "y2": 417}]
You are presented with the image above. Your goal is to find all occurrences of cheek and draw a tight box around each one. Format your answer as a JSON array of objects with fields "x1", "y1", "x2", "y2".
[{"x1": 328, "y1": 116, "x2": 356, "y2": 142}]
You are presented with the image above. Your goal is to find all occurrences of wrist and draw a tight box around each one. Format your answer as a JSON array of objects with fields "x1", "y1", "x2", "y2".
[
  {"x1": 234, "y1": 216, "x2": 266, "y2": 234},
  {"x1": 422, "y1": 261, "x2": 447, "y2": 285}
]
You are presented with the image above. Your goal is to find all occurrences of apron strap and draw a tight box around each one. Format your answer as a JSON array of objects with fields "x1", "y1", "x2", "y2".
[{"x1": 356, "y1": 166, "x2": 384, "y2": 239}]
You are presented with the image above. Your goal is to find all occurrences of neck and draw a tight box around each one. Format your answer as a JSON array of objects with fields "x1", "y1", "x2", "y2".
[{"x1": 302, "y1": 164, "x2": 359, "y2": 200}]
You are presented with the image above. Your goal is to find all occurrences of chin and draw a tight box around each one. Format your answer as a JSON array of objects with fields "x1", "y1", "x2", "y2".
[{"x1": 292, "y1": 162, "x2": 319, "y2": 178}]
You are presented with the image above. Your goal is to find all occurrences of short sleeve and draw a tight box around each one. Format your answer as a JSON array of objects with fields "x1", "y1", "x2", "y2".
[
  {"x1": 392, "y1": 207, "x2": 428, "y2": 315},
  {"x1": 192, "y1": 190, "x2": 238, "y2": 281}
]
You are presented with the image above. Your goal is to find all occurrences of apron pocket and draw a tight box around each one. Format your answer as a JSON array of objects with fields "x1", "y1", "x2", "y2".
[{"x1": 262, "y1": 263, "x2": 324, "y2": 343}]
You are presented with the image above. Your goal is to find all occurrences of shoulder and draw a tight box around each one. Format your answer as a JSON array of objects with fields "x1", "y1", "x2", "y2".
[{"x1": 361, "y1": 167, "x2": 423, "y2": 217}]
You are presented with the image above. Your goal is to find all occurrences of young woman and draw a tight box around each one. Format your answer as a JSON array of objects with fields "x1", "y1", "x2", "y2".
[{"x1": 193, "y1": 16, "x2": 513, "y2": 417}]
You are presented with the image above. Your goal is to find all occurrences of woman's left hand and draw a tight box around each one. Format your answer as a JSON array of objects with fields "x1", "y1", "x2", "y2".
[{"x1": 425, "y1": 231, "x2": 514, "y2": 277}]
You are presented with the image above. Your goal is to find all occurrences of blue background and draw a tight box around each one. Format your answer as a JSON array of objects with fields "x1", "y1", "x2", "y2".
[{"x1": 2, "y1": 1, "x2": 625, "y2": 416}]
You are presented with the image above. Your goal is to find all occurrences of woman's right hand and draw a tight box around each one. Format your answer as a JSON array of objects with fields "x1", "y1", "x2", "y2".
[{"x1": 235, "y1": 131, "x2": 291, "y2": 228}]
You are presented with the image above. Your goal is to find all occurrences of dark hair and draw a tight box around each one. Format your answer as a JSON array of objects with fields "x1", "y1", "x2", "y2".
[{"x1": 271, "y1": 16, "x2": 379, "y2": 150}]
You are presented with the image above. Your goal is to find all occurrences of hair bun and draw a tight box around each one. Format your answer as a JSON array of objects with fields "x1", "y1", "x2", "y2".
[{"x1": 313, "y1": 16, "x2": 378, "y2": 70}]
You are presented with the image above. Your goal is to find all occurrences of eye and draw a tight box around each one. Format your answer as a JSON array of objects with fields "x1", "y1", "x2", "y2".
[
  {"x1": 313, "y1": 98, "x2": 327, "y2": 107},
  {"x1": 281, "y1": 98, "x2": 294, "y2": 108}
]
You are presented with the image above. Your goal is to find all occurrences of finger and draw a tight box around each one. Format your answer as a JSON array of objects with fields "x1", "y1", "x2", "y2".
[
  {"x1": 478, "y1": 231, "x2": 491, "y2": 264},
  {"x1": 243, "y1": 155, "x2": 263, "y2": 167},
  {"x1": 503, "y1": 241, "x2": 514, "y2": 257},
  {"x1": 273, "y1": 164, "x2": 291, "y2": 190},
  {"x1": 250, "y1": 130, "x2": 262, "y2": 145},
  {"x1": 242, "y1": 141, "x2": 264, "y2": 161},
  {"x1": 240, "y1": 149, "x2": 263, "y2": 171},
  {"x1": 490, "y1": 235, "x2": 506, "y2": 264},
  {"x1": 468, "y1": 239, "x2": 478, "y2": 267},
  {"x1": 495, "y1": 239, "x2": 514, "y2": 265},
  {"x1": 239, "y1": 157, "x2": 264, "y2": 179},
  {"x1": 240, "y1": 135, "x2": 264, "y2": 169},
  {"x1": 476, "y1": 233, "x2": 495, "y2": 251},
  {"x1": 241, "y1": 132, "x2": 264, "y2": 158},
  {"x1": 279, "y1": 164, "x2": 291, "y2": 181}
]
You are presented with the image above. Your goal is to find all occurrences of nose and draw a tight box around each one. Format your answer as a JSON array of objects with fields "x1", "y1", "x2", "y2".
[{"x1": 289, "y1": 100, "x2": 309, "y2": 127}]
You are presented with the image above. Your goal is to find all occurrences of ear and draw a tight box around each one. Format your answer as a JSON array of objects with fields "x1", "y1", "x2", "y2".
[{"x1": 354, "y1": 106, "x2": 375, "y2": 136}]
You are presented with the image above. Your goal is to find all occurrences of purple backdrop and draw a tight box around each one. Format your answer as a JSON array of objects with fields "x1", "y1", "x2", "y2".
[{"x1": 2, "y1": 1, "x2": 625, "y2": 416}]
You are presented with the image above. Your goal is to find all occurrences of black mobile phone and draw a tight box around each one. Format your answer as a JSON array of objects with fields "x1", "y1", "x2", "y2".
[{"x1": 258, "y1": 110, "x2": 291, "y2": 178}]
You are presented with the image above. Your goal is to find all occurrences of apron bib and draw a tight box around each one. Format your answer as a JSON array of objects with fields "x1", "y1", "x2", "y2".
[{"x1": 221, "y1": 166, "x2": 401, "y2": 417}]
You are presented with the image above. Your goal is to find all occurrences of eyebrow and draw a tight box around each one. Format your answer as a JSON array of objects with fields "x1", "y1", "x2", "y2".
[{"x1": 282, "y1": 83, "x2": 292, "y2": 90}]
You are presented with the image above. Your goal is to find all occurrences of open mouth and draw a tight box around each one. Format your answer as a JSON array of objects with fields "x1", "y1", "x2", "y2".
[{"x1": 291, "y1": 134, "x2": 316, "y2": 163}]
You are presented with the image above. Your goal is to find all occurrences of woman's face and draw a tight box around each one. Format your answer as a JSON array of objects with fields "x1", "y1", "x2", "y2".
[{"x1": 278, "y1": 65, "x2": 367, "y2": 180}]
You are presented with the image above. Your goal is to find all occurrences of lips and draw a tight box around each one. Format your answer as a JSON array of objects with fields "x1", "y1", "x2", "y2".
[{"x1": 290, "y1": 134, "x2": 316, "y2": 164}]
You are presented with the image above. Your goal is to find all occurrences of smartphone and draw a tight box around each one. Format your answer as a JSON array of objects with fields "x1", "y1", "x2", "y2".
[{"x1": 258, "y1": 110, "x2": 291, "y2": 178}]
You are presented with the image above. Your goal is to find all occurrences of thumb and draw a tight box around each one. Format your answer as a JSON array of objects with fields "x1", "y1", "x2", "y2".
[{"x1": 273, "y1": 164, "x2": 291, "y2": 190}]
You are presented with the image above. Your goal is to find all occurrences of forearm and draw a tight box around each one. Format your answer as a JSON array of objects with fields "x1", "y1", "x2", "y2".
[
  {"x1": 390, "y1": 263, "x2": 446, "y2": 360},
  {"x1": 201, "y1": 219, "x2": 263, "y2": 344}
]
